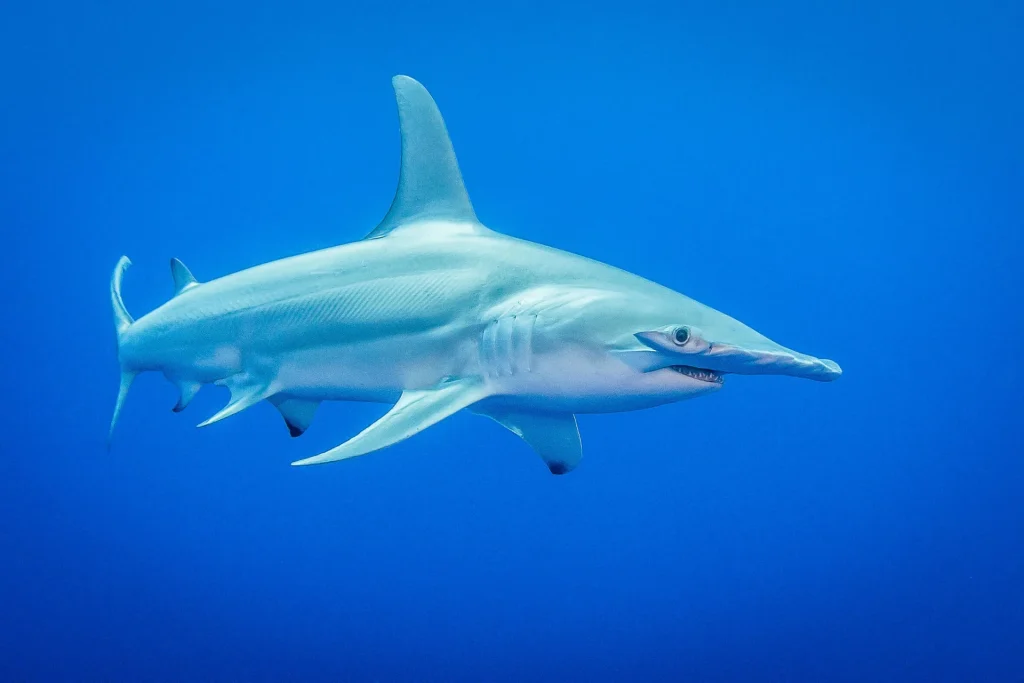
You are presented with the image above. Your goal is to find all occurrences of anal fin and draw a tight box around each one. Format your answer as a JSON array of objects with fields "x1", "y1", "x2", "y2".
[
  {"x1": 268, "y1": 396, "x2": 320, "y2": 437},
  {"x1": 477, "y1": 408, "x2": 582, "y2": 475},
  {"x1": 292, "y1": 378, "x2": 489, "y2": 466}
]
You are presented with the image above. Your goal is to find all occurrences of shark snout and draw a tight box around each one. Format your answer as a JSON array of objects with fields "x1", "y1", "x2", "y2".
[
  {"x1": 634, "y1": 327, "x2": 842, "y2": 382},
  {"x1": 697, "y1": 339, "x2": 842, "y2": 382},
  {"x1": 710, "y1": 343, "x2": 841, "y2": 381}
]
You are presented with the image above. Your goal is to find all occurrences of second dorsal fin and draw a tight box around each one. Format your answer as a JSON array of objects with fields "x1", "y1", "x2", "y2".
[
  {"x1": 365, "y1": 76, "x2": 489, "y2": 240},
  {"x1": 170, "y1": 258, "x2": 200, "y2": 295}
]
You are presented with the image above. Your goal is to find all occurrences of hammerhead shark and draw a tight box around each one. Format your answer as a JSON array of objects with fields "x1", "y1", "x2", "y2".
[{"x1": 108, "y1": 75, "x2": 841, "y2": 474}]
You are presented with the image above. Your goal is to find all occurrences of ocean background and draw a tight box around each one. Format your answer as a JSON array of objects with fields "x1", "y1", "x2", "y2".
[{"x1": 1, "y1": 1, "x2": 1021, "y2": 681}]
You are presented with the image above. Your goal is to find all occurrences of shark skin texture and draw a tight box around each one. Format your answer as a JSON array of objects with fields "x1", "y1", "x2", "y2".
[{"x1": 107, "y1": 75, "x2": 842, "y2": 475}]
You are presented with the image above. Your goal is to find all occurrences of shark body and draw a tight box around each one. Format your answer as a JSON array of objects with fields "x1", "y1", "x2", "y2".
[{"x1": 109, "y1": 75, "x2": 841, "y2": 474}]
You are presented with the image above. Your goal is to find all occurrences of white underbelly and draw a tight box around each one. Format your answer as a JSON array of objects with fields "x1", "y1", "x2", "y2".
[
  {"x1": 272, "y1": 334, "x2": 474, "y2": 402},
  {"x1": 477, "y1": 345, "x2": 680, "y2": 413}
]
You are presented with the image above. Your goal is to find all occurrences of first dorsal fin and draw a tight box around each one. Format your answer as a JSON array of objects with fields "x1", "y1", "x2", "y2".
[
  {"x1": 365, "y1": 76, "x2": 487, "y2": 240},
  {"x1": 170, "y1": 258, "x2": 200, "y2": 295}
]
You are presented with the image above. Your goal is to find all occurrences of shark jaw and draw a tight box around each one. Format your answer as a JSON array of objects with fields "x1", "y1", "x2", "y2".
[{"x1": 667, "y1": 365, "x2": 725, "y2": 385}]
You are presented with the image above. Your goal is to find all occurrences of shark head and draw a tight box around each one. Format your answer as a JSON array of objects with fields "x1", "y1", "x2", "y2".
[
  {"x1": 595, "y1": 285, "x2": 840, "y2": 408},
  {"x1": 629, "y1": 303, "x2": 842, "y2": 388}
]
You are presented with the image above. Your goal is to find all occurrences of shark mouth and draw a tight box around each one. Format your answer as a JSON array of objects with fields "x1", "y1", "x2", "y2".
[{"x1": 669, "y1": 365, "x2": 725, "y2": 384}]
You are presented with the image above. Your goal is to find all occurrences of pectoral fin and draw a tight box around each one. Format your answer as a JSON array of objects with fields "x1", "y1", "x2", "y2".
[
  {"x1": 477, "y1": 408, "x2": 582, "y2": 475},
  {"x1": 291, "y1": 379, "x2": 489, "y2": 466}
]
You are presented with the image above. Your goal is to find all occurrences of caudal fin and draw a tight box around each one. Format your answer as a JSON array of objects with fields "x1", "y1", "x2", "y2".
[{"x1": 109, "y1": 256, "x2": 136, "y2": 447}]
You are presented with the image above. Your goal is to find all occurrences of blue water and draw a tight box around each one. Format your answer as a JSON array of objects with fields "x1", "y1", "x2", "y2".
[{"x1": 2, "y1": 2, "x2": 1022, "y2": 681}]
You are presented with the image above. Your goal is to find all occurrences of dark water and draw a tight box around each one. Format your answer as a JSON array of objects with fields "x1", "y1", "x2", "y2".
[{"x1": 2, "y1": 2, "x2": 1022, "y2": 681}]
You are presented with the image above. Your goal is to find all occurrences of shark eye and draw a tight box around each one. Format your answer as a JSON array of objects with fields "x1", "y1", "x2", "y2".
[{"x1": 673, "y1": 326, "x2": 690, "y2": 346}]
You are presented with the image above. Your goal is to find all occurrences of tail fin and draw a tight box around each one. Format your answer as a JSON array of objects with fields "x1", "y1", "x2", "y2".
[{"x1": 109, "y1": 256, "x2": 136, "y2": 447}]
